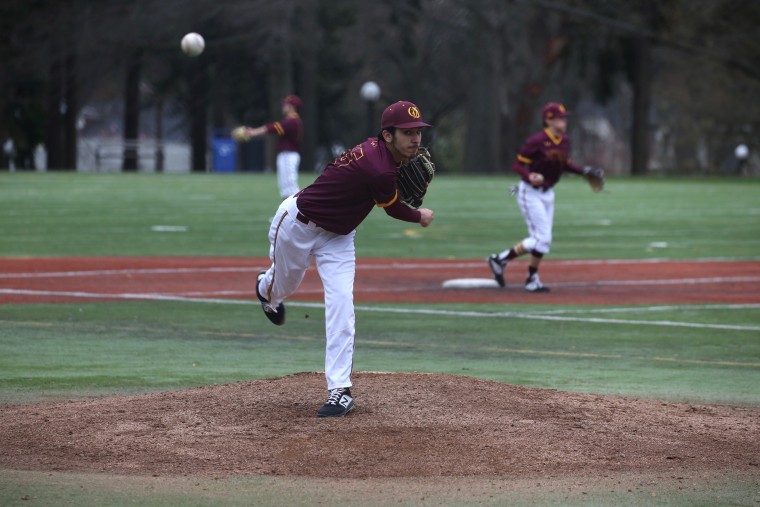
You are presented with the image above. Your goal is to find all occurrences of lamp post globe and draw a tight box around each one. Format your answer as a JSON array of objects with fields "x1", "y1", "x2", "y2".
[
  {"x1": 360, "y1": 81, "x2": 381, "y2": 137},
  {"x1": 360, "y1": 81, "x2": 381, "y2": 102},
  {"x1": 735, "y1": 144, "x2": 749, "y2": 160}
]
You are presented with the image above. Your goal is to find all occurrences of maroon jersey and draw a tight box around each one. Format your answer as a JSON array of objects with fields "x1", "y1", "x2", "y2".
[
  {"x1": 266, "y1": 115, "x2": 302, "y2": 153},
  {"x1": 297, "y1": 138, "x2": 420, "y2": 235},
  {"x1": 512, "y1": 128, "x2": 583, "y2": 189}
]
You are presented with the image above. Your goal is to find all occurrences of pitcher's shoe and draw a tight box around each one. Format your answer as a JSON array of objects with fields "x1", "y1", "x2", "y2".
[
  {"x1": 256, "y1": 271, "x2": 285, "y2": 325},
  {"x1": 525, "y1": 274, "x2": 550, "y2": 293},
  {"x1": 488, "y1": 254, "x2": 506, "y2": 287},
  {"x1": 316, "y1": 388, "x2": 355, "y2": 418}
]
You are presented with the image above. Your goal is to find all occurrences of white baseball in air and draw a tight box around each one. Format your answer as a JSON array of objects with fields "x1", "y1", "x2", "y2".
[
  {"x1": 181, "y1": 32, "x2": 205, "y2": 57},
  {"x1": 734, "y1": 144, "x2": 749, "y2": 160}
]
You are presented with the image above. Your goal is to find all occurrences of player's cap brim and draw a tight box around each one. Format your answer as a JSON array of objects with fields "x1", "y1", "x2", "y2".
[{"x1": 387, "y1": 120, "x2": 431, "y2": 129}]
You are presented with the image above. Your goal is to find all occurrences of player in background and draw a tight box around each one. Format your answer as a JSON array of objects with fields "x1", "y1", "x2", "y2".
[
  {"x1": 256, "y1": 101, "x2": 435, "y2": 417},
  {"x1": 234, "y1": 95, "x2": 303, "y2": 199},
  {"x1": 488, "y1": 102, "x2": 591, "y2": 292}
]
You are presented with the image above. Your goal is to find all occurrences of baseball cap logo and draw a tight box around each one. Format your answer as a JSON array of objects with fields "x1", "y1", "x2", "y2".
[{"x1": 381, "y1": 100, "x2": 432, "y2": 129}]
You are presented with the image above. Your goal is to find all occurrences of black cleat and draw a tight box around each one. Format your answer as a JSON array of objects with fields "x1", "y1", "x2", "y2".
[
  {"x1": 488, "y1": 254, "x2": 506, "y2": 288},
  {"x1": 256, "y1": 271, "x2": 286, "y2": 325},
  {"x1": 316, "y1": 388, "x2": 355, "y2": 417}
]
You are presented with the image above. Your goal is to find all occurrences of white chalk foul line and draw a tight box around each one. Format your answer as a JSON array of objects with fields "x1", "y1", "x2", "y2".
[
  {"x1": 0, "y1": 289, "x2": 252, "y2": 304},
  {"x1": 346, "y1": 304, "x2": 760, "y2": 332},
  {"x1": 1, "y1": 289, "x2": 758, "y2": 332},
  {"x1": 529, "y1": 303, "x2": 760, "y2": 315},
  {"x1": 0, "y1": 264, "x2": 479, "y2": 279},
  {"x1": 548, "y1": 276, "x2": 760, "y2": 287},
  {"x1": 0, "y1": 267, "x2": 262, "y2": 279}
]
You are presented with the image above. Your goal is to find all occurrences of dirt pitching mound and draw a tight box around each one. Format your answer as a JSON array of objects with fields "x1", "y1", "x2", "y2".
[{"x1": 1, "y1": 372, "x2": 759, "y2": 479}]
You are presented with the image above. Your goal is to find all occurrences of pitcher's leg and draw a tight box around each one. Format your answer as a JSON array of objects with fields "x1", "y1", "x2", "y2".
[
  {"x1": 258, "y1": 199, "x2": 313, "y2": 308},
  {"x1": 314, "y1": 231, "x2": 356, "y2": 390}
]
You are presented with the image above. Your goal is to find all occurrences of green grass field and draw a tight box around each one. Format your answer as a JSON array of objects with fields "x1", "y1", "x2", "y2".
[
  {"x1": 1, "y1": 172, "x2": 759, "y2": 505},
  {"x1": 2, "y1": 172, "x2": 759, "y2": 259}
]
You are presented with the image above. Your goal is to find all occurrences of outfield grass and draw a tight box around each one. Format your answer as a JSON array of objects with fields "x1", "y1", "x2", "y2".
[
  {"x1": 1, "y1": 172, "x2": 759, "y2": 506},
  {"x1": 1, "y1": 172, "x2": 759, "y2": 259}
]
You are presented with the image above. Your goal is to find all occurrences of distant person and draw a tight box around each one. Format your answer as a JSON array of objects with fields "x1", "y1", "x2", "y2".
[
  {"x1": 233, "y1": 95, "x2": 304, "y2": 199},
  {"x1": 488, "y1": 102, "x2": 603, "y2": 292},
  {"x1": 256, "y1": 100, "x2": 434, "y2": 417}
]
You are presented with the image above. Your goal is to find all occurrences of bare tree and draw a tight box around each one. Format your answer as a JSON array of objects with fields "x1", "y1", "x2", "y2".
[{"x1": 3, "y1": 0, "x2": 758, "y2": 176}]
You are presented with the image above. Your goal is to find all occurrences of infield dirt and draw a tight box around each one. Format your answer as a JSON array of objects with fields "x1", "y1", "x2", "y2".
[{"x1": 1, "y1": 372, "x2": 759, "y2": 479}]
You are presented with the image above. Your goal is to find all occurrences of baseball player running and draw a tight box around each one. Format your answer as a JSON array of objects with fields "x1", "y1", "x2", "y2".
[
  {"x1": 233, "y1": 95, "x2": 304, "y2": 199},
  {"x1": 488, "y1": 102, "x2": 602, "y2": 292},
  {"x1": 256, "y1": 101, "x2": 435, "y2": 417}
]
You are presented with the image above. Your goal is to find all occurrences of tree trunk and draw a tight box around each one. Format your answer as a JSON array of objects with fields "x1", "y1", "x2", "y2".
[
  {"x1": 155, "y1": 98, "x2": 164, "y2": 173},
  {"x1": 631, "y1": 36, "x2": 652, "y2": 175},
  {"x1": 63, "y1": 53, "x2": 78, "y2": 170},
  {"x1": 123, "y1": 49, "x2": 142, "y2": 172},
  {"x1": 298, "y1": 2, "x2": 319, "y2": 175},
  {"x1": 465, "y1": 23, "x2": 500, "y2": 173},
  {"x1": 189, "y1": 59, "x2": 208, "y2": 172},
  {"x1": 45, "y1": 52, "x2": 64, "y2": 170}
]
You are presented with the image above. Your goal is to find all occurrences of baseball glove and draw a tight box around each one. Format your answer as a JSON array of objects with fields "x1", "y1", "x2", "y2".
[
  {"x1": 231, "y1": 126, "x2": 252, "y2": 142},
  {"x1": 582, "y1": 166, "x2": 605, "y2": 192},
  {"x1": 397, "y1": 147, "x2": 435, "y2": 209}
]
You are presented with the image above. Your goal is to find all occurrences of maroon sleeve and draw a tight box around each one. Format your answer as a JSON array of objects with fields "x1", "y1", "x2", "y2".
[
  {"x1": 512, "y1": 137, "x2": 536, "y2": 179},
  {"x1": 265, "y1": 121, "x2": 284, "y2": 136},
  {"x1": 563, "y1": 138, "x2": 584, "y2": 175},
  {"x1": 369, "y1": 169, "x2": 398, "y2": 209},
  {"x1": 512, "y1": 158, "x2": 531, "y2": 179},
  {"x1": 383, "y1": 198, "x2": 422, "y2": 223},
  {"x1": 565, "y1": 160, "x2": 584, "y2": 175}
]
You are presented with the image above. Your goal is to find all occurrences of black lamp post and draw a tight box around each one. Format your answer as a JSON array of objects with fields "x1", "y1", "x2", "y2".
[
  {"x1": 735, "y1": 144, "x2": 749, "y2": 175},
  {"x1": 360, "y1": 81, "x2": 381, "y2": 139}
]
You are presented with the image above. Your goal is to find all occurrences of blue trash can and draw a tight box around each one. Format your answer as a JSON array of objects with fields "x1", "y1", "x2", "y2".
[{"x1": 212, "y1": 135, "x2": 237, "y2": 172}]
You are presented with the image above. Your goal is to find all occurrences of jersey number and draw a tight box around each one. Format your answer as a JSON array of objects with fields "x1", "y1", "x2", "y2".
[{"x1": 334, "y1": 144, "x2": 365, "y2": 167}]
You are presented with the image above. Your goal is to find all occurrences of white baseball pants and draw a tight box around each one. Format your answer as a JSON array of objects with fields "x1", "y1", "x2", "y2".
[
  {"x1": 258, "y1": 195, "x2": 356, "y2": 390},
  {"x1": 516, "y1": 181, "x2": 555, "y2": 255},
  {"x1": 276, "y1": 151, "x2": 300, "y2": 199}
]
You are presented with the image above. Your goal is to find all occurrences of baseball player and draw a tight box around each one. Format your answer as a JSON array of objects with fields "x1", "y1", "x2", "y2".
[
  {"x1": 234, "y1": 95, "x2": 304, "y2": 199},
  {"x1": 256, "y1": 101, "x2": 435, "y2": 417},
  {"x1": 488, "y1": 102, "x2": 599, "y2": 292}
]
